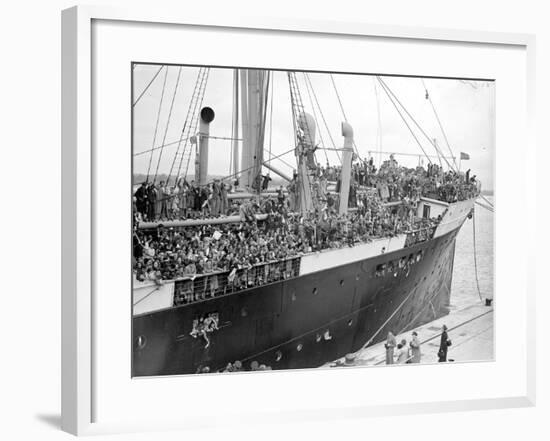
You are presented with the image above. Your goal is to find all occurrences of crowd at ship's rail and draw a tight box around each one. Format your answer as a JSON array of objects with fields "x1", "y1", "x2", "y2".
[
  {"x1": 133, "y1": 158, "x2": 479, "y2": 304},
  {"x1": 133, "y1": 158, "x2": 480, "y2": 222}
]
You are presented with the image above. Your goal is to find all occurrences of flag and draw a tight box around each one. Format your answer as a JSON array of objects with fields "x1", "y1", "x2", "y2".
[{"x1": 460, "y1": 152, "x2": 470, "y2": 160}]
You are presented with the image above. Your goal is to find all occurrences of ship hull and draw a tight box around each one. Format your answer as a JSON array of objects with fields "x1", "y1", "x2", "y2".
[{"x1": 133, "y1": 225, "x2": 461, "y2": 376}]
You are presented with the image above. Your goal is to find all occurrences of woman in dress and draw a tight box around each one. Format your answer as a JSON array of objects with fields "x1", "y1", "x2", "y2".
[
  {"x1": 178, "y1": 178, "x2": 188, "y2": 219},
  {"x1": 409, "y1": 331, "x2": 422, "y2": 363},
  {"x1": 170, "y1": 185, "x2": 179, "y2": 220}
]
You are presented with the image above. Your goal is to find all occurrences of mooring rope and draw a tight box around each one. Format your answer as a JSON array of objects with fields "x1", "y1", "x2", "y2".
[{"x1": 472, "y1": 206, "x2": 484, "y2": 302}]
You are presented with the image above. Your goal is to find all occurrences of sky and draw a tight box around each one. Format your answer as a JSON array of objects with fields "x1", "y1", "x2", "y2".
[{"x1": 132, "y1": 64, "x2": 495, "y2": 191}]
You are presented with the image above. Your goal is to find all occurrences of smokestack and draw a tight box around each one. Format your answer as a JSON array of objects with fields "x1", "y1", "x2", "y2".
[{"x1": 197, "y1": 107, "x2": 215, "y2": 186}]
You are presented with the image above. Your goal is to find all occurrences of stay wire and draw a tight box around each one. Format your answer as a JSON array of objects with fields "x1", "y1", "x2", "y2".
[
  {"x1": 379, "y1": 77, "x2": 452, "y2": 169},
  {"x1": 146, "y1": 66, "x2": 169, "y2": 181},
  {"x1": 422, "y1": 78, "x2": 460, "y2": 170},
  {"x1": 472, "y1": 206, "x2": 484, "y2": 302},
  {"x1": 303, "y1": 73, "x2": 329, "y2": 163},
  {"x1": 153, "y1": 66, "x2": 183, "y2": 183},
  {"x1": 305, "y1": 73, "x2": 340, "y2": 163},
  {"x1": 133, "y1": 65, "x2": 164, "y2": 107},
  {"x1": 376, "y1": 77, "x2": 433, "y2": 165},
  {"x1": 330, "y1": 74, "x2": 361, "y2": 159}
]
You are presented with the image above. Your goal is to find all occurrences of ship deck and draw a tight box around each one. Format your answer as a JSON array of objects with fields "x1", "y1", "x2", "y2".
[{"x1": 326, "y1": 301, "x2": 494, "y2": 368}]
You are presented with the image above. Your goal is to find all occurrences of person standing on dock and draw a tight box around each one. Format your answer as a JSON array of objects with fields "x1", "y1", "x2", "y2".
[
  {"x1": 409, "y1": 331, "x2": 421, "y2": 363},
  {"x1": 438, "y1": 325, "x2": 451, "y2": 362},
  {"x1": 395, "y1": 339, "x2": 410, "y2": 364},
  {"x1": 385, "y1": 331, "x2": 397, "y2": 365}
]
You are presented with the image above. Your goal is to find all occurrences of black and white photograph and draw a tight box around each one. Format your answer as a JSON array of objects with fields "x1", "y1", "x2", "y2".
[{"x1": 131, "y1": 64, "x2": 494, "y2": 377}]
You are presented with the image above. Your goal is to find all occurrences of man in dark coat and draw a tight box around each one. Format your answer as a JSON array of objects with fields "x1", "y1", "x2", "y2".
[
  {"x1": 261, "y1": 174, "x2": 272, "y2": 191},
  {"x1": 134, "y1": 182, "x2": 148, "y2": 219},
  {"x1": 438, "y1": 324, "x2": 451, "y2": 362},
  {"x1": 147, "y1": 182, "x2": 157, "y2": 221}
]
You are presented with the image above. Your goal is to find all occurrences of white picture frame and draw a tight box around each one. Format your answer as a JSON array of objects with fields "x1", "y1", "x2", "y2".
[{"x1": 62, "y1": 5, "x2": 536, "y2": 436}]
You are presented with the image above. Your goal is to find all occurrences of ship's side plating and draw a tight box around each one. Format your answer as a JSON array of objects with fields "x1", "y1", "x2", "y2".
[{"x1": 132, "y1": 200, "x2": 470, "y2": 376}]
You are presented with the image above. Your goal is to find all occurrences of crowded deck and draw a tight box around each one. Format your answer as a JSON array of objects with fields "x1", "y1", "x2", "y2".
[{"x1": 132, "y1": 158, "x2": 479, "y2": 306}]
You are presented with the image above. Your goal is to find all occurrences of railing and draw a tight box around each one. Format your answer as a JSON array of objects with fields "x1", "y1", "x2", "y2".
[
  {"x1": 172, "y1": 257, "x2": 301, "y2": 306},
  {"x1": 404, "y1": 225, "x2": 437, "y2": 248}
]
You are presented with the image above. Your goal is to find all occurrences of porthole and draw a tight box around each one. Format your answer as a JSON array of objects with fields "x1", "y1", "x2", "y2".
[
  {"x1": 347, "y1": 319, "x2": 353, "y2": 327},
  {"x1": 312, "y1": 287, "x2": 318, "y2": 295},
  {"x1": 315, "y1": 333, "x2": 322, "y2": 343},
  {"x1": 275, "y1": 350, "x2": 283, "y2": 362},
  {"x1": 296, "y1": 343, "x2": 303, "y2": 351},
  {"x1": 136, "y1": 335, "x2": 147, "y2": 349},
  {"x1": 339, "y1": 279, "x2": 344, "y2": 286}
]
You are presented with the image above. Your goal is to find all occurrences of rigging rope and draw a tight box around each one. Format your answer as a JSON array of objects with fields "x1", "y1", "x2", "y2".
[
  {"x1": 229, "y1": 71, "x2": 236, "y2": 176},
  {"x1": 135, "y1": 136, "x2": 242, "y2": 158},
  {"x1": 167, "y1": 68, "x2": 204, "y2": 182},
  {"x1": 330, "y1": 74, "x2": 361, "y2": 158},
  {"x1": 376, "y1": 77, "x2": 433, "y2": 165},
  {"x1": 378, "y1": 77, "x2": 454, "y2": 169},
  {"x1": 305, "y1": 74, "x2": 341, "y2": 163},
  {"x1": 268, "y1": 71, "x2": 274, "y2": 160},
  {"x1": 472, "y1": 206, "x2": 484, "y2": 302},
  {"x1": 266, "y1": 149, "x2": 295, "y2": 170},
  {"x1": 153, "y1": 66, "x2": 182, "y2": 183},
  {"x1": 259, "y1": 71, "x2": 272, "y2": 182},
  {"x1": 182, "y1": 69, "x2": 210, "y2": 179},
  {"x1": 216, "y1": 146, "x2": 297, "y2": 187},
  {"x1": 303, "y1": 73, "x2": 329, "y2": 163},
  {"x1": 422, "y1": 79, "x2": 460, "y2": 170},
  {"x1": 360, "y1": 287, "x2": 420, "y2": 350},
  {"x1": 133, "y1": 65, "x2": 164, "y2": 107},
  {"x1": 480, "y1": 194, "x2": 494, "y2": 208},
  {"x1": 145, "y1": 66, "x2": 169, "y2": 181},
  {"x1": 475, "y1": 200, "x2": 494, "y2": 213},
  {"x1": 287, "y1": 72, "x2": 312, "y2": 209},
  {"x1": 373, "y1": 78, "x2": 383, "y2": 167},
  {"x1": 397, "y1": 276, "x2": 452, "y2": 335}
]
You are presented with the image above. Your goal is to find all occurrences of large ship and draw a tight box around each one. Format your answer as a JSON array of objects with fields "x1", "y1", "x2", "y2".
[{"x1": 132, "y1": 67, "x2": 480, "y2": 376}]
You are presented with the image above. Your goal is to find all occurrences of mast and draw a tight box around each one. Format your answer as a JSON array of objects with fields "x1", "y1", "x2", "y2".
[
  {"x1": 240, "y1": 69, "x2": 269, "y2": 191},
  {"x1": 338, "y1": 122, "x2": 354, "y2": 215},
  {"x1": 240, "y1": 70, "x2": 250, "y2": 189},
  {"x1": 232, "y1": 70, "x2": 240, "y2": 181},
  {"x1": 295, "y1": 112, "x2": 316, "y2": 213},
  {"x1": 288, "y1": 72, "x2": 318, "y2": 215}
]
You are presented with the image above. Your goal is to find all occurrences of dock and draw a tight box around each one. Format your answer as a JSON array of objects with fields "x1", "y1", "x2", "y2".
[{"x1": 326, "y1": 301, "x2": 494, "y2": 368}]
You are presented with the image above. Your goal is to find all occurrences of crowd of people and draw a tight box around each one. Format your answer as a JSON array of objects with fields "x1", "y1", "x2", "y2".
[
  {"x1": 134, "y1": 177, "x2": 233, "y2": 222},
  {"x1": 195, "y1": 359, "x2": 273, "y2": 374},
  {"x1": 132, "y1": 157, "x2": 479, "y2": 297},
  {"x1": 384, "y1": 324, "x2": 452, "y2": 365},
  {"x1": 322, "y1": 156, "x2": 479, "y2": 204},
  {"x1": 133, "y1": 156, "x2": 478, "y2": 223}
]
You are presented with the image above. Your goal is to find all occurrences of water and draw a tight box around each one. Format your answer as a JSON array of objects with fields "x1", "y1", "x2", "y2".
[{"x1": 450, "y1": 196, "x2": 494, "y2": 310}]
